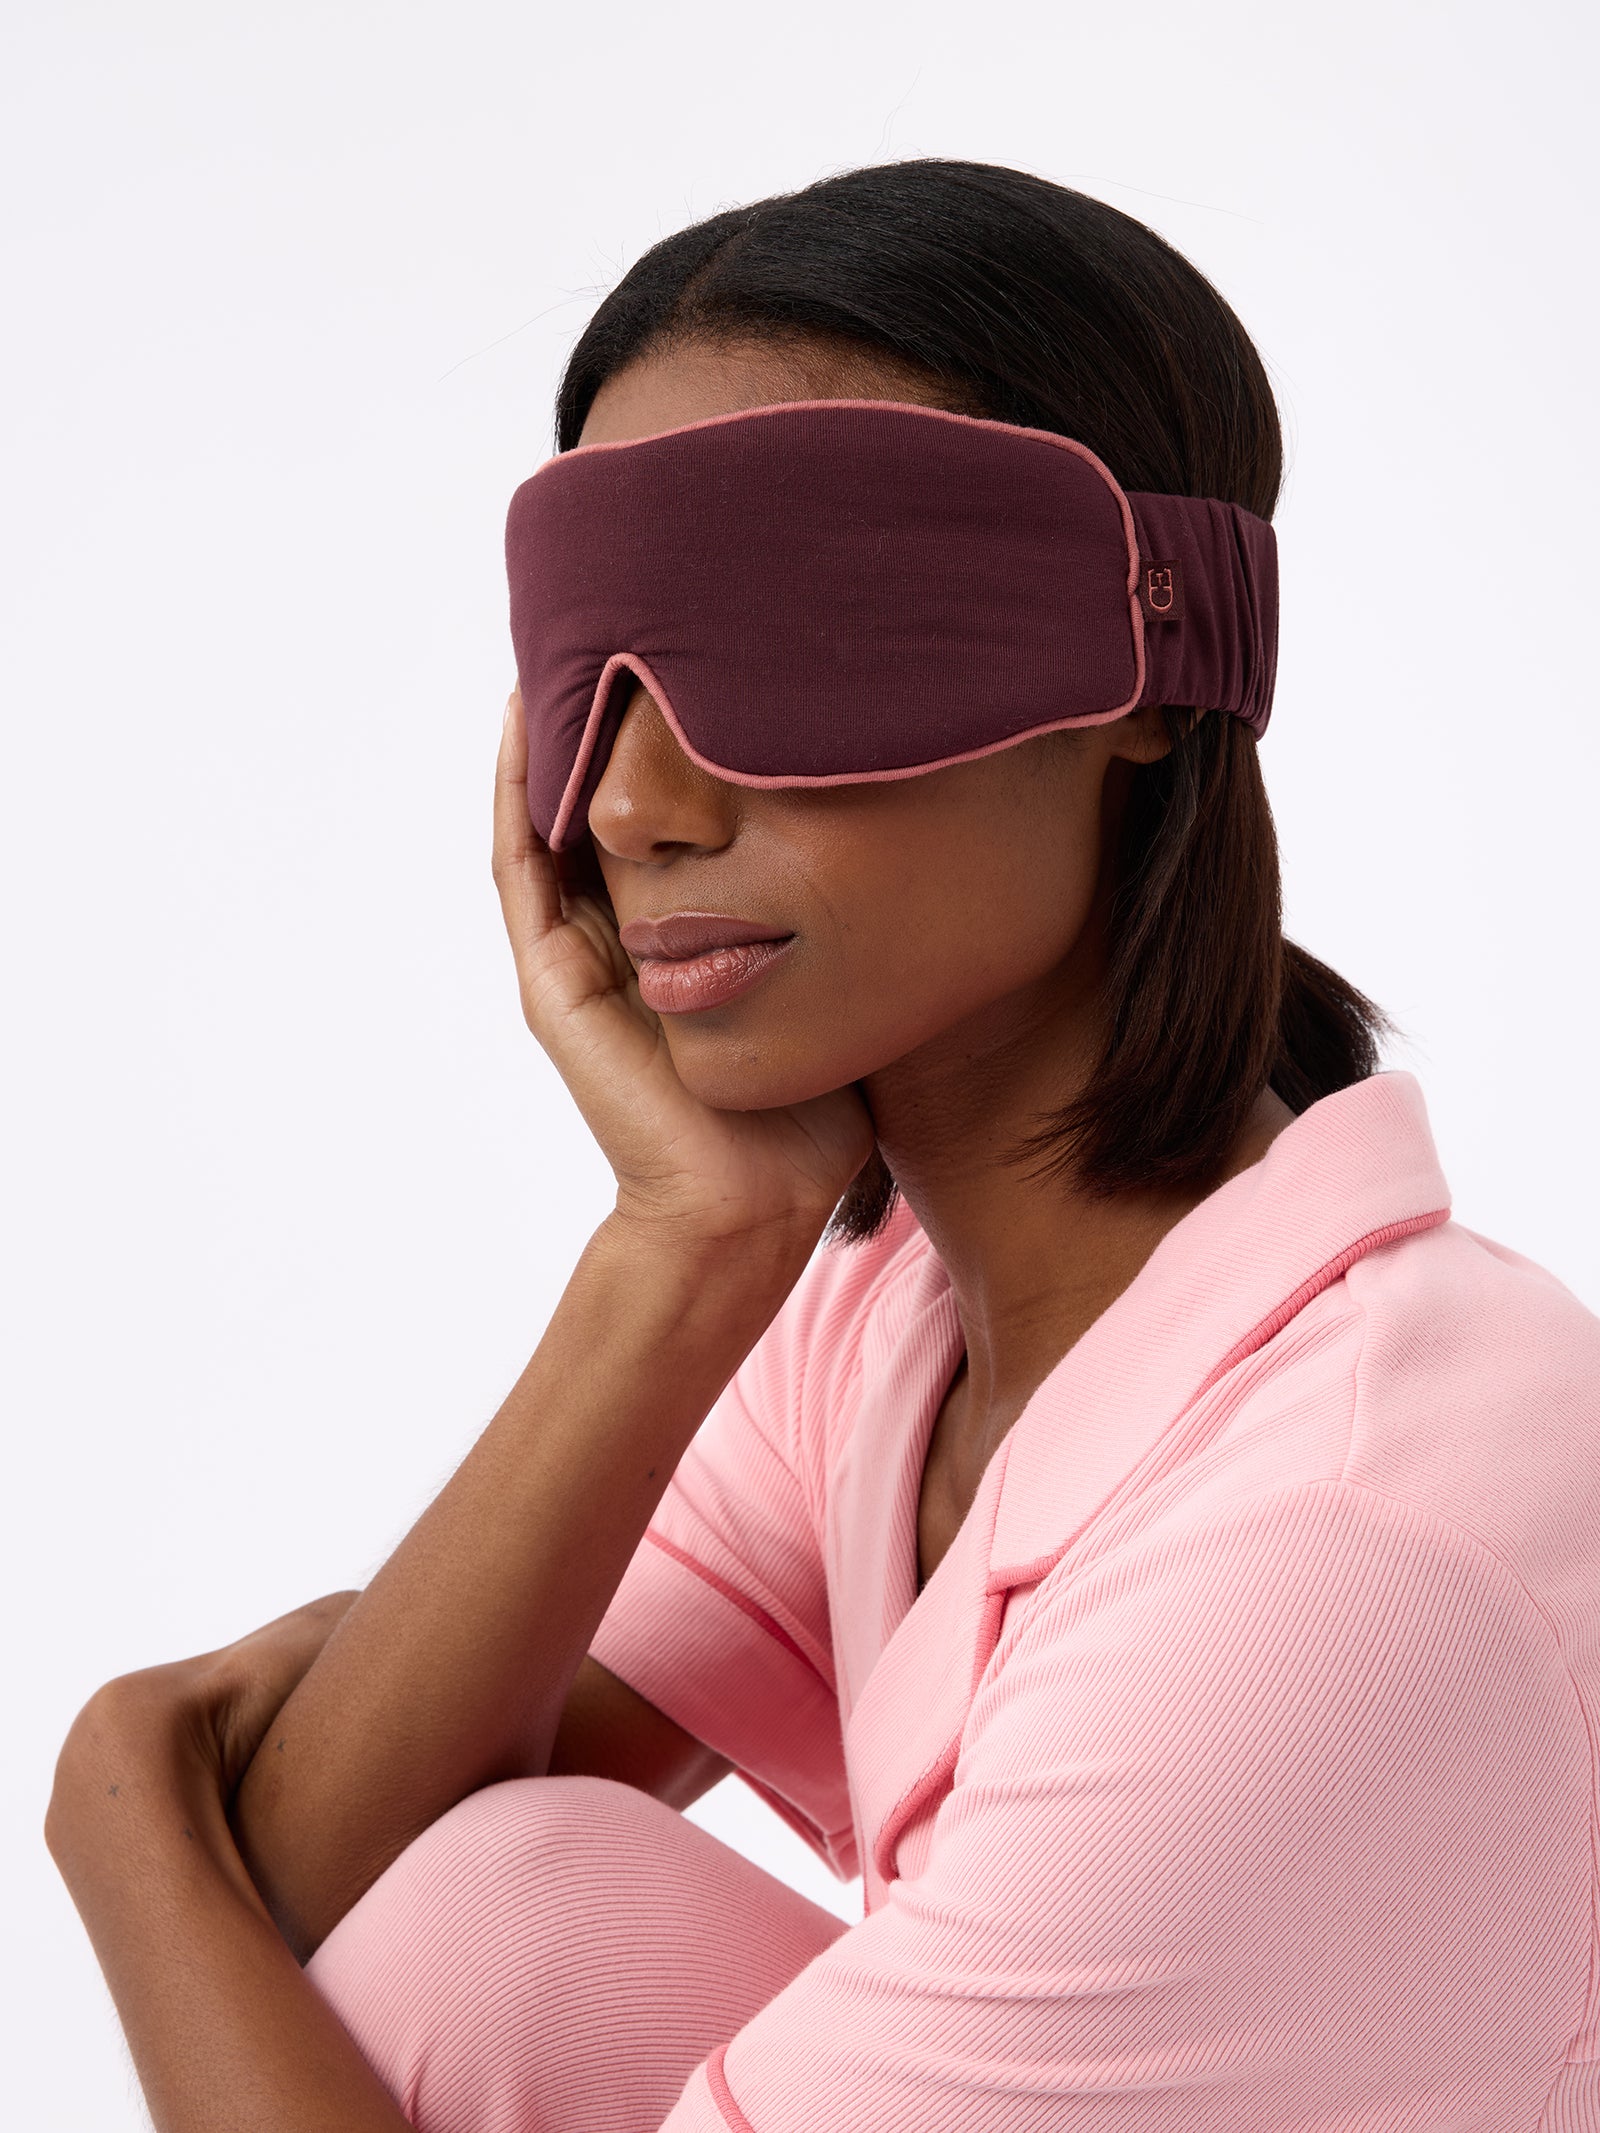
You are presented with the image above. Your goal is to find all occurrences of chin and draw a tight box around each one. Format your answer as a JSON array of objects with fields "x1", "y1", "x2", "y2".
[{"x1": 667, "y1": 1038, "x2": 852, "y2": 1115}]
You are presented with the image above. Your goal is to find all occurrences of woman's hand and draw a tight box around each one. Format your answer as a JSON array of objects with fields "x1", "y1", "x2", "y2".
[
  {"x1": 47, "y1": 1591, "x2": 361, "y2": 1872},
  {"x1": 493, "y1": 684, "x2": 876, "y2": 1249},
  {"x1": 43, "y1": 1594, "x2": 419, "y2": 2133}
]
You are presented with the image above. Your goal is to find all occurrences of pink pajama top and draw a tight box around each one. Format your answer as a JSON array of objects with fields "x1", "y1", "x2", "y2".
[{"x1": 588, "y1": 1070, "x2": 1600, "y2": 2130}]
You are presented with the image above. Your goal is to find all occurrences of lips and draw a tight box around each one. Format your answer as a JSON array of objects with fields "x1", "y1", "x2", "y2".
[{"x1": 617, "y1": 912, "x2": 795, "y2": 961}]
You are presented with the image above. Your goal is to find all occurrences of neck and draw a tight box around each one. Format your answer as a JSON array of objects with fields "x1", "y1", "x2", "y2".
[{"x1": 865, "y1": 988, "x2": 1295, "y2": 1459}]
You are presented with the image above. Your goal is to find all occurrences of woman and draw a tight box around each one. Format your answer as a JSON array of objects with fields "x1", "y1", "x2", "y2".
[{"x1": 46, "y1": 159, "x2": 1600, "y2": 2131}]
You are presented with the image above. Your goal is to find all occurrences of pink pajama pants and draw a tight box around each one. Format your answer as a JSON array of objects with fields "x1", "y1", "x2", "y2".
[{"x1": 303, "y1": 1775, "x2": 850, "y2": 2133}]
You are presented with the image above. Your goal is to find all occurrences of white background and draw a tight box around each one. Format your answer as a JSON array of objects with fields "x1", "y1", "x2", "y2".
[{"x1": 4, "y1": 1, "x2": 1595, "y2": 2123}]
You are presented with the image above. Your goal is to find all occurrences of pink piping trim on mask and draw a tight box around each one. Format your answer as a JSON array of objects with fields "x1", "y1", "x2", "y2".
[
  {"x1": 641, "y1": 1527, "x2": 831, "y2": 1687},
  {"x1": 550, "y1": 649, "x2": 664, "y2": 850},
  {"x1": 704, "y1": 2040, "x2": 759, "y2": 2133},
  {"x1": 559, "y1": 673, "x2": 1147, "y2": 842},
  {"x1": 535, "y1": 393, "x2": 1133, "y2": 479},
  {"x1": 551, "y1": 644, "x2": 1147, "y2": 851}
]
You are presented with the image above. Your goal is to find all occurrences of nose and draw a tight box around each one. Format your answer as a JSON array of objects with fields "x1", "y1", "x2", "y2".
[{"x1": 584, "y1": 677, "x2": 741, "y2": 862}]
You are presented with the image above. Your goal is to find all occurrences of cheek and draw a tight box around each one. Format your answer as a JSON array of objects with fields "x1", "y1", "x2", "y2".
[
  {"x1": 903, "y1": 805, "x2": 1101, "y2": 981},
  {"x1": 820, "y1": 816, "x2": 1100, "y2": 1040}
]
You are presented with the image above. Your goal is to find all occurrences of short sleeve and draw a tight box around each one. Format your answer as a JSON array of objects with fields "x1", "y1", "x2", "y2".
[
  {"x1": 657, "y1": 1480, "x2": 1593, "y2": 2131},
  {"x1": 589, "y1": 1225, "x2": 909, "y2": 1882}
]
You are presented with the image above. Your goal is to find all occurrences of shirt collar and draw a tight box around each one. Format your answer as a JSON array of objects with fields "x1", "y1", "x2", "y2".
[
  {"x1": 846, "y1": 1069, "x2": 1452, "y2": 1908},
  {"x1": 892, "y1": 1069, "x2": 1452, "y2": 1589},
  {"x1": 993, "y1": 1068, "x2": 1450, "y2": 1581}
]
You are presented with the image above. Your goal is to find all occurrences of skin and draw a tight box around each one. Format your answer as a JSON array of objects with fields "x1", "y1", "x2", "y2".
[
  {"x1": 44, "y1": 327, "x2": 1297, "y2": 2127},
  {"x1": 572, "y1": 334, "x2": 1295, "y2": 1570}
]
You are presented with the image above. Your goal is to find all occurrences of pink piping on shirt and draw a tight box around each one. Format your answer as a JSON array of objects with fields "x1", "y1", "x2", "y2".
[
  {"x1": 869, "y1": 1581, "x2": 1011, "y2": 1897},
  {"x1": 643, "y1": 1527, "x2": 827, "y2": 1686},
  {"x1": 704, "y1": 2040, "x2": 758, "y2": 2133},
  {"x1": 1191, "y1": 1208, "x2": 1453, "y2": 1403}
]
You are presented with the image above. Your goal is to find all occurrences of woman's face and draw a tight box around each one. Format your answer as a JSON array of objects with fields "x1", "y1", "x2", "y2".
[{"x1": 572, "y1": 335, "x2": 1177, "y2": 1115}]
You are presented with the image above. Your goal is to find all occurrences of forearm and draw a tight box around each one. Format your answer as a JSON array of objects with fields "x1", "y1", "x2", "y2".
[
  {"x1": 230, "y1": 1209, "x2": 815, "y2": 1960},
  {"x1": 45, "y1": 1697, "x2": 412, "y2": 2133}
]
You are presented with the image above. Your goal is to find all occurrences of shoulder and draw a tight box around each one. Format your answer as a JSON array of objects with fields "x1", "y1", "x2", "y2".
[
  {"x1": 965, "y1": 1473, "x2": 1592, "y2": 2048},
  {"x1": 992, "y1": 1208, "x2": 1600, "y2": 1756},
  {"x1": 983, "y1": 1470, "x2": 1592, "y2": 1883},
  {"x1": 1338, "y1": 1216, "x2": 1600, "y2": 1574},
  {"x1": 1346, "y1": 1210, "x2": 1600, "y2": 1403}
]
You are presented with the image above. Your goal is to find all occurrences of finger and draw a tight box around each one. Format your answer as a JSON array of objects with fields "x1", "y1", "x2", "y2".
[
  {"x1": 207, "y1": 1591, "x2": 362, "y2": 1667},
  {"x1": 228, "y1": 1592, "x2": 362, "y2": 1702},
  {"x1": 492, "y1": 684, "x2": 562, "y2": 954},
  {"x1": 259, "y1": 1592, "x2": 362, "y2": 1635}
]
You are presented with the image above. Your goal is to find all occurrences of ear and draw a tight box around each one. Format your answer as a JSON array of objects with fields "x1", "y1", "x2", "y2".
[{"x1": 1105, "y1": 703, "x2": 1211, "y2": 765}]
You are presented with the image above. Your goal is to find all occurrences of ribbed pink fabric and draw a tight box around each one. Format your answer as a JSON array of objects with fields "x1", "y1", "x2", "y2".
[
  {"x1": 309, "y1": 1072, "x2": 1600, "y2": 2129},
  {"x1": 304, "y1": 1774, "x2": 847, "y2": 2131}
]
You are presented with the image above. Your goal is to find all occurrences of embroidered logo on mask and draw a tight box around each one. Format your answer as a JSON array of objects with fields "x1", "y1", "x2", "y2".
[{"x1": 1140, "y1": 559, "x2": 1185, "y2": 621}]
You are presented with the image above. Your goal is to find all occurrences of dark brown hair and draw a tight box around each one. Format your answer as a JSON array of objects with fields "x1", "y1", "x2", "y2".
[{"x1": 551, "y1": 157, "x2": 1396, "y2": 1246}]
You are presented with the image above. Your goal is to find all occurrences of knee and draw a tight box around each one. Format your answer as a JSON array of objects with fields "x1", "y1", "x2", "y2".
[
  {"x1": 303, "y1": 1775, "x2": 648, "y2": 2125},
  {"x1": 301, "y1": 1773, "x2": 845, "y2": 2133},
  {"x1": 307, "y1": 1771, "x2": 655, "y2": 1984},
  {"x1": 374, "y1": 1770, "x2": 660, "y2": 1902}
]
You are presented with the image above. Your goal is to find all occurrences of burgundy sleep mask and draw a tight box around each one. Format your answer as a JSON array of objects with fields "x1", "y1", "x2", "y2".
[{"x1": 504, "y1": 398, "x2": 1278, "y2": 853}]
